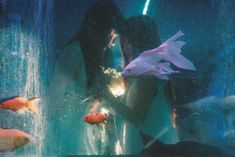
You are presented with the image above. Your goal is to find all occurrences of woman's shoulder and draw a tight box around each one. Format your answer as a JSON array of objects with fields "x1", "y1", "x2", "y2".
[
  {"x1": 63, "y1": 41, "x2": 82, "y2": 56},
  {"x1": 65, "y1": 41, "x2": 81, "y2": 49},
  {"x1": 59, "y1": 42, "x2": 83, "y2": 62},
  {"x1": 56, "y1": 41, "x2": 84, "y2": 75}
]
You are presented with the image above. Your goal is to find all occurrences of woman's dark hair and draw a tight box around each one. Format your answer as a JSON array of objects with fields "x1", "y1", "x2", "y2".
[
  {"x1": 123, "y1": 15, "x2": 160, "y2": 59},
  {"x1": 74, "y1": 0, "x2": 125, "y2": 92}
]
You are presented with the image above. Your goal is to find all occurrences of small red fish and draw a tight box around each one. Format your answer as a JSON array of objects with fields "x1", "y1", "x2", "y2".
[
  {"x1": 83, "y1": 113, "x2": 108, "y2": 125},
  {"x1": 0, "y1": 96, "x2": 40, "y2": 113}
]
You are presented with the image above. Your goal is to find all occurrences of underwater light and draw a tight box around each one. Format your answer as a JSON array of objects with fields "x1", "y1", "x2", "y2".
[
  {"x1": 102, "y1": 67, "x2": 126, "y2": 97},
  {"x1": 142, "y1": 0, "x2": 151, "y2": 15},
  {"x1": 122, "y1": 123, "x2": 127, "y2": 148},
  {"x1": 115, "y1": 140, "x2": 123, "y2": 155},
  {"x1": 108, "y1": 74, "x2": 125, "y2": 97},
  {"x1": 172, "y1": 108, "x2": 177, "y2": 128},
  {"x1": 101, "y1": 108, "x2": 109, "y2": 114},
  {"x1": 108, "y1": 83, "x2": 125, "y2": 97}
]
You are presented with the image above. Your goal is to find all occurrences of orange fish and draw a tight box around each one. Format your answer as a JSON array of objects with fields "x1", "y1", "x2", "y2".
[
  {"x1": 0, "y1": 96, "x2": 40, "y2": 113},
  {"x1": 0, "y1": 128, "x2": 30, "y2": 152},
  {"x1": 83, "y1": 113, "x2": 108, "y2": 125}
]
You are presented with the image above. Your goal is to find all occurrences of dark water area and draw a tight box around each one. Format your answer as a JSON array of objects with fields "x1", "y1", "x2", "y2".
[{"x1": 0, "y1": 0, "x2": 235, "y2": 156}]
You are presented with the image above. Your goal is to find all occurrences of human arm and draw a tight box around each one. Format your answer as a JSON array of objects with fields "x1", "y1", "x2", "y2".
[{"x1": 107, "y1": 77, "x2": 157, "y2": 125}]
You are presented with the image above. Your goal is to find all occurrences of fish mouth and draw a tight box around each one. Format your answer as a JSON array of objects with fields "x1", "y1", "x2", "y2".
[
  {"x1": 121, "y1": 71, "x2": 133, "y2": 77},
  {"x1": 121, "y1": 72, "x2": 127, "y2": 77},
  {"x1": 83, "y1": 117, "x2": 88, "y2": 122}
]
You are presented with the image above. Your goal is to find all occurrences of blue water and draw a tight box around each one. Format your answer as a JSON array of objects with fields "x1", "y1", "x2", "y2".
[{"x1": 0, "y1": 0, "x2": 235, "y2": 156}]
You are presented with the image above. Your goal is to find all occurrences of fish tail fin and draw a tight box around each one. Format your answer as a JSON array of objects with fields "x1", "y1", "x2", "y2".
[
  {"x1": 26, "y1": 98, "x2": 40, "y2": 113},
  {"x1": 164, "y1": 30, "x2": 184, "y2": 44},
  {"x1": 159, "y1": 31, "x2": 196, "y2": 71}
]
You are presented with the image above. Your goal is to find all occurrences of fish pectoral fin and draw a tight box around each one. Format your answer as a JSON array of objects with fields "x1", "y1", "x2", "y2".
[
  {"x1": 26, "y1": 98, "x2": 40, "y2": 113},
  {"x1": 151, "y1": 62, "x2": 180, "y2": 79},
  {"x1": 157, "y1": 74, "x2": 169, "y2": 80},
  {"x1": 149, "y1": 69, "x2": 169, "y2": 80},
  {"x1": 15, "y1": 108, "x2": 26, "y2": 113},
  {"x1": 102, "y1": 120, "x2": 108, "y2": 125}
]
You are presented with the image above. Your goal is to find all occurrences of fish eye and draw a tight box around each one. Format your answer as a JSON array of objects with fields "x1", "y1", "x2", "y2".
[{"x1": 127, "y1": 68, "x2": 131, "y2": 72}]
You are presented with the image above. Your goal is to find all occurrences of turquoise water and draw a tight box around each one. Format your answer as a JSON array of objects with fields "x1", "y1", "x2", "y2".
[{"x1": 0, "y1": 0, "x2": 235, "y2": 156}]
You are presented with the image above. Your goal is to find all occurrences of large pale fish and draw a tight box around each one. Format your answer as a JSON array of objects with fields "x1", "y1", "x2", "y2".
[
  {"x1": 121, "y1": 31, "x2": 196, "y2": 79},
  {"x1": 183, "y1": 96, "x2": 235, "y2": 113},
  {"x1": 0, "y1": 128, "x2": 31, "y2": 153}
]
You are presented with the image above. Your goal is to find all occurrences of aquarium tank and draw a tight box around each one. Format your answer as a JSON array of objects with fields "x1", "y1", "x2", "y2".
[{"x1": 0, "y1": 0, "x2": 235, "y2": 157}]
